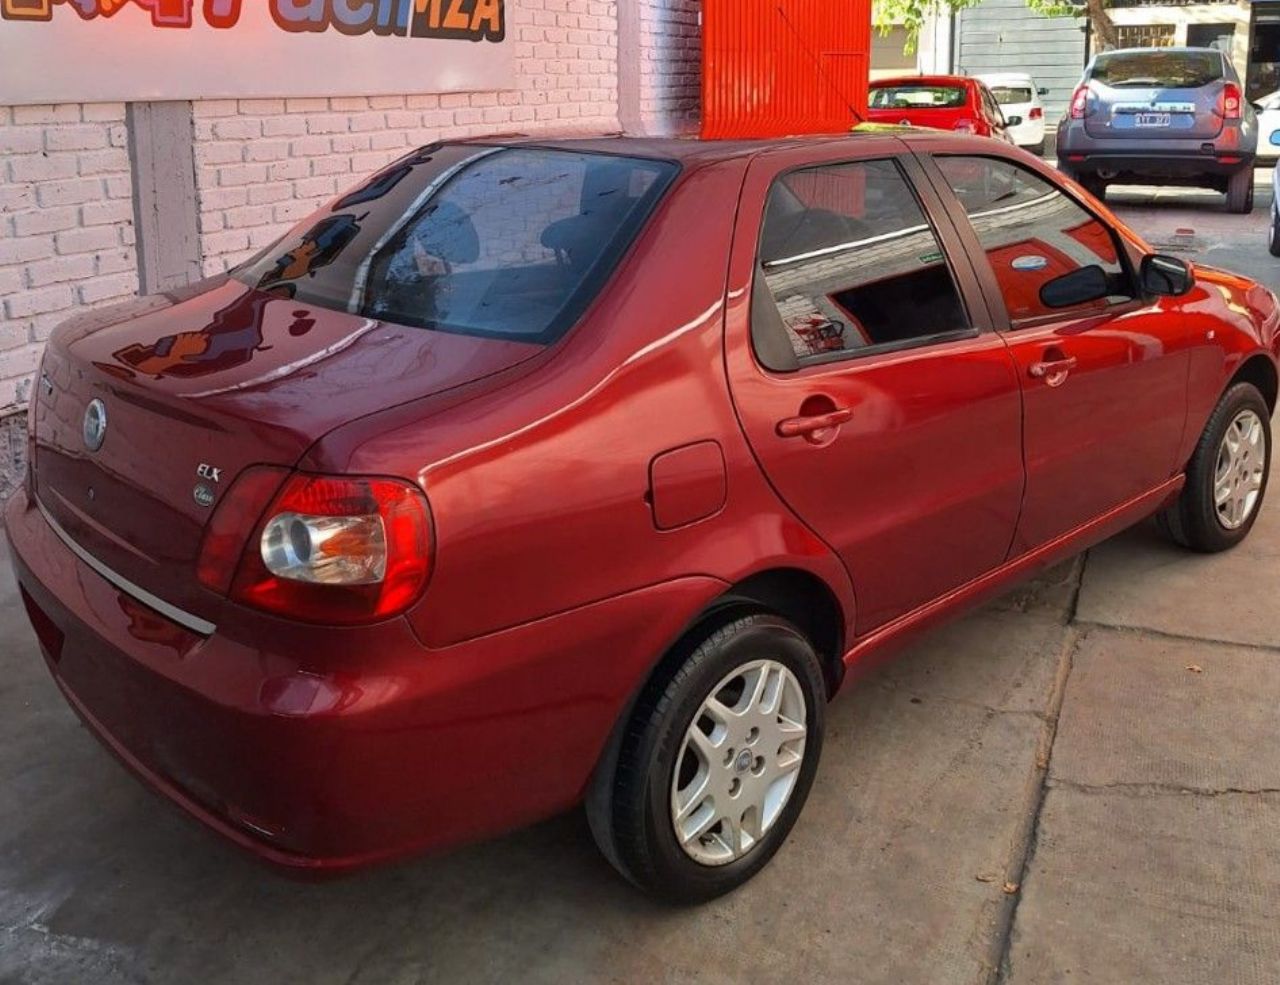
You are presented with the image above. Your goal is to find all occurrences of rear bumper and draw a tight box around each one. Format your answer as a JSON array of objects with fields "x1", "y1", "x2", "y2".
[
  {"x1": 4, "y1": 487, "x2": 724, "y2": 873},
  {"x1": 1056, "y1": 120, "x2": 1256, "y2": 179}
]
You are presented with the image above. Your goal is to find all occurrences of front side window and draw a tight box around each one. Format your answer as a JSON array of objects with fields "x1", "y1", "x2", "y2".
[
  {"x1": 236, "y1": 145, "x2": 676, "y2": 343},
  {"x1": 936, "y1": 156, "x2": 1135, "y2": 324},
  {"x1": 754, "y1": 159, "x2": 969, "y2": 365}
]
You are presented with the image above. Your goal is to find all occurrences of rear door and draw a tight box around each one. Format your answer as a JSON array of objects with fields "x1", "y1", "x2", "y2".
[
  {"x1": 723, "y1": 139, "x2": 1025, "y2": 634},
  {"x1": 918, "y1": 148, "x2": 1192, "y2": 553},
  {"x1": 1084, "y1": 48, "x2": 1227, "y2": 140}
]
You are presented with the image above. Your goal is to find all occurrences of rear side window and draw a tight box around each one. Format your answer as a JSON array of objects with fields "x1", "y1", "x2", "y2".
[
  {"x1": 870, "y1": 84, "x2": 967, "y2": 108},
  {"x1": 235, "y1": 146, "x2": 676, "y2": 343},
  {"x1": 753, "y1": 159, "x2": 969, "y2": 366},
  {"x1": 935, "y1": 156, "x2": 1135, "y2": 324},
  {"x1": 1092, "y1": 50, "x2": 1223, "y2": 88}
]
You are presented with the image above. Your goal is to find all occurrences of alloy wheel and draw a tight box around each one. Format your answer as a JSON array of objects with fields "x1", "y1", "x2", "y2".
[
  {"x1": 1214, "y1": 408, "x2": 1267, "y2": 530},
  {"x1": 670, "y1": 659, "x2": 808, "y2": 866}
]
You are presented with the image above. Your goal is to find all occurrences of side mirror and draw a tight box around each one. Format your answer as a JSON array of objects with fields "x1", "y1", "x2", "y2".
[
  {"x1": 1040, "y1": 264, "x2": 1109, "y2": 308},
  {"x1": 1037, "y1": 87, "x2": 1049, "y2": 96},
  {"x1": 1140, "y1": 254, "x2": 1193, "y2": 296},
  {"x1": 1006, "y1": 114, "x2": 1024, "y2": 126}
]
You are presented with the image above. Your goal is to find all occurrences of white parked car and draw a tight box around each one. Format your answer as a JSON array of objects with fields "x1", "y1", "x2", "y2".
[
  {"x1": 978, "y1": 72, "x2": 1048, "y2": 154},
  {"x1": 1255, "y1": 89, "x2": 1280, "y2": 162},
  {"x1": 1270, "y1": 158, "x2": 1280, "y2": 256}
]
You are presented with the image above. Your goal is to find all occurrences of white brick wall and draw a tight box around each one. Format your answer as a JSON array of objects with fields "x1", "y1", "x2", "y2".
[
  {"x1": 637, "y1": 0, "x2": 701, "y2": 133},
  {"x1": 194, "y1": 0, "x2": 620, "y2": 277},
  {"x1": 0, "y1": 0, "x2": 708, "y2": 430},
  {"x1": 0, "y1": 103, "x2": 138, "y2": 411}
]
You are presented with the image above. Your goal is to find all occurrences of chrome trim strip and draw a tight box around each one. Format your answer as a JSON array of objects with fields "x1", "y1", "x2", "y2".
[{"x1": 37, "y1": 502, "x2": 217, "y2": 637}]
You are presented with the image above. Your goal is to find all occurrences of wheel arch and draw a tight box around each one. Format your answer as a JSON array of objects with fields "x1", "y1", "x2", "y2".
[
  {"x1": 1230, "y1": 352, "x2": 1278, "y2": 413},
  {"x1": 583, "y1": 566, "x2": 848, "y2": 861}
]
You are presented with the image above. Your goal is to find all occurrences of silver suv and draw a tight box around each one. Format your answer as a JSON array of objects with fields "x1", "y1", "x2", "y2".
[{"x1": 1057, "y1": 47, "x2": 1257, "y2": 213}]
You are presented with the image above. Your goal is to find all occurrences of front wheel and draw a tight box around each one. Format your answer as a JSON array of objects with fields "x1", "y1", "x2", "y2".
[
  {"x1": 589, "y1": 613, "x2": 826, "y2": 902},
  {"x1": 1158, "y1": 382, "x2": 1271, "y2": 552},
  {"x1": 1226, "y1": 167, "x2": 1254, "y2": 214}
]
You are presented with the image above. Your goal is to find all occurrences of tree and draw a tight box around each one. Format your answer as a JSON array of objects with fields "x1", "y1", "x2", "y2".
[{"x1": 874, "y1": 0, "x2": 1116, "y2": 56}]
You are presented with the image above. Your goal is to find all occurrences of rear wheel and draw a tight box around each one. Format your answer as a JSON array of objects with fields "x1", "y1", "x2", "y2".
[
  {"x1": 1080, "y1": 174, "x2": 1106, "y2": 200},
  {"x1": 1028, "y1": 139, "x2": 1046, "y2": 157},
  {"x1": 1158, "y1": 382, "x2": 1270, "y2": 552},
  {"x1": 1269, "y1": 203, "x2": 1280, "y2": 257},
  {"x1": 589, "y1": 613, "x2": 826, "y2": 902},
  {"x1": 1226, "y1": 167, "x2": 1254, "y2": 214}
]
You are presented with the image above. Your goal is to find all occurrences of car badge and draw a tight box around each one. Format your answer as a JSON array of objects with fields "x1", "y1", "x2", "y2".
[
  {"x1": 193, "y1": 483, "x2": 216, "y2": 508},
  {"x1": 82, "y1": 398, "x2": 107, "y2": 452},
  {"x1": 197, "y1": 463, "x2": 223, "y2": 483}
]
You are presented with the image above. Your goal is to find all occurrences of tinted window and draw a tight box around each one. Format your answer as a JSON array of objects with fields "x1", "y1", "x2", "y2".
[
  {"x1": 235, "y1": 145, "x2": 676, "y2": 343},
  {"x1": 1092, "y1": 50, "x2": 1223, "y2": 88},
  {"x1": 870, "y1": 84, "x2": 967, "y2": 108},
  {"x1": 755, "y1": 159, "x2": 969, "y2": 364},
  {"x1": 989, "y1": 85, "x2": 1033, "y2": 105},
  {"x1": 936, "y1": 156, "x2": 1134, "y2": 323}
]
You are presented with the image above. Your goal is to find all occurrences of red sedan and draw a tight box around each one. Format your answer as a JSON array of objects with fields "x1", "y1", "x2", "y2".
[
  {"x1": 6, "y1": 132, "x2": 1277, "y2": 902},
  {"x1": 868, "y1": 74, "x2": 1015, "y2": 143}
]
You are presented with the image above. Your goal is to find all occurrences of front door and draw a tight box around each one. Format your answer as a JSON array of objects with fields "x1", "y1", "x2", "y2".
[
  {"x1": 723, "y1": 145, "x2": 1025, "y2": 634},
  {"x1": 925, "y1": 152, "x2": 1191, "y2": 553}
]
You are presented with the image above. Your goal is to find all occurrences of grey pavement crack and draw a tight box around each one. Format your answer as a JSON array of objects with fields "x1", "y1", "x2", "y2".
[
  {"x1": 1071, "y1": 618, "x2": 1280, "y2": 655},
  {"x1": 1046, "y1": 777, "x2": 1280, "y2": 799}
]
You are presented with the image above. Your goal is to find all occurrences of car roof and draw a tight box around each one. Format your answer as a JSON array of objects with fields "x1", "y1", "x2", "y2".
[
  {"x1": 452, "y1": 132, "x2": 899, "y2": 165},
  {"x1": 1099, "y1": 46, "x2": 1224, "y2": 57},
  {"x1": 977, "y1": 72, "x2": 1035, "y2": 83},
  {"x1": 870, "y1": 74, "x2": 973, "y2": 87}
]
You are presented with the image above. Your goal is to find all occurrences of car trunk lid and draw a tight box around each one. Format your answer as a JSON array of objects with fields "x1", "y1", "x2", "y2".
[
  {"x1": 32, "y1": 278, "x2": 540, "y2": 625},
  {"x1": 1084, "y1": 82, "x2": 1223, "y2": 140}
]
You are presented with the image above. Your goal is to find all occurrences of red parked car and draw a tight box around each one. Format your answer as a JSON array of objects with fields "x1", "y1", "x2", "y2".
[
  {"x1": 6, "y1": 133, "x2": 1278, "y2": 902},
  {"x1": 868, "y1": 74, "x2": 1015, "y2": 143}
]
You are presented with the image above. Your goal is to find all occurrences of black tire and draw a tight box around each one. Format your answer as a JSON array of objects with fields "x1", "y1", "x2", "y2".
[
  {"x1": 1080, "y1": 175, "x2": 1106, "y2": 200},
  {"x1": 1226, "y1": 167, "x2": 1254, "y2": 214},
  {"x1": 1157, "y1": 382, "x2": 1271, "y2": 552},
  {"x1": 589, "y1": 613, "x2": 826, "y2": 903},
  {"x1": 1269, "y1": 204, "x2": 1280, "y2": 257},
  {"x1": 1028, "y1": 139, "x2": 1046, "y2": 157}
]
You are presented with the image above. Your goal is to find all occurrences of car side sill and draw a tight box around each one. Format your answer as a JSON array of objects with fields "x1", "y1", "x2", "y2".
[{"x1": 839, "y1": 475, "x2": 1185, "y2": 679}]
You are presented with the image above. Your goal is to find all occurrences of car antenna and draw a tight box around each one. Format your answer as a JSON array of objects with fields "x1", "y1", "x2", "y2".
[{"x1": 772, "y1": 2, "x2": 865, "y2": 125}]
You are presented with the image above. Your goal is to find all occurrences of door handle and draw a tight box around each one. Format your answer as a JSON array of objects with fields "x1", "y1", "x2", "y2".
[
  {"x1": 1029, "y1": 355, "x2": 1078, "y2": 386},
  {"x1": 776, "y1": 407, "x2": 854, "y2": 438}
]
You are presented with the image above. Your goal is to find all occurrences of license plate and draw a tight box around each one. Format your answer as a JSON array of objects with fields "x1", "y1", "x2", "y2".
[{"x1": 1134, "y1": 113, "x2": 1171, "y2": 128}]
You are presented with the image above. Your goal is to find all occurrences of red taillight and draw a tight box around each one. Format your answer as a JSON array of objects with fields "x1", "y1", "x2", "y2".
[
  {"x1": 1030, "y1": 107, "x2": 1043, "y2": 120},
  {"x1": 197, "y1": 466, "x2": 290, "y2": 594},
  {"x1": 200, "y1": 471, "x2": 432, "y2": 625},
  {"x1": 1219, "y1": 82, "x2": 1242, "y2": 120},
  {"x1": 1069, "y1": 84, "x2": 1089, "y2": 119},
  {"x1": 953, "y1": 118, "x2": 979, "y2": 134}
]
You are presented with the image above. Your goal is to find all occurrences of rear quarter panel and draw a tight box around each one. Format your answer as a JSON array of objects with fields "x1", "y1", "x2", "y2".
[{"x1": 306, "y1": 158, "x2": 857, "y2": 650}]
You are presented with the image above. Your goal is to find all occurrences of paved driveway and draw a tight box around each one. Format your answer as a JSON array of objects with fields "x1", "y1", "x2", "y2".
[{"x1": 1, "y1": 185, "x2": 1279, "y2": 985}]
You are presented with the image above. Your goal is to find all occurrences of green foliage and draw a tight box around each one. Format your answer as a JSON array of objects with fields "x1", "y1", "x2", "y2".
[{"x1": 874, "y1": 0, "x2": 1083, "y2": 52}]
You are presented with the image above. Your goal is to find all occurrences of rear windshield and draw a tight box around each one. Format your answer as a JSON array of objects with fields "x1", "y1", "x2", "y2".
[
  {"x1": 989, "y1": 85, "x2": 1033, "y2": 105},
  {"x1": 870, "y1": 84, "x2": 967, "y2": 109},
  {"x1": 1092, "y1": 50, "x2": 1223, "y2": 88},
  {"x1": 234, "y1": 145, "x2": 677, "y2": 343}
]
